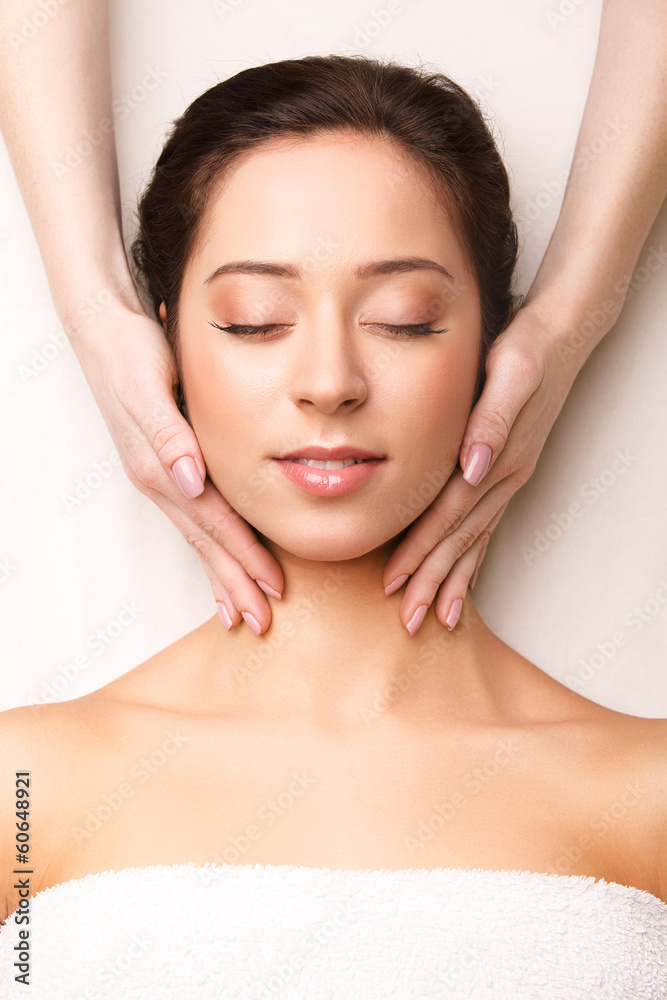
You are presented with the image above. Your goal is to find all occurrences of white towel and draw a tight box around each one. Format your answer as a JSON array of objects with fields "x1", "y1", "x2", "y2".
[{"x1": 1, "y1": 862, "x2": 666, "y2": 998}]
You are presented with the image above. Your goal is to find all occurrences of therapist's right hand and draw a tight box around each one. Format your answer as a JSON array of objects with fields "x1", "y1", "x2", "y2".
[{"x1": 68, "y1": 299, "x2": 284, "y2": 636}]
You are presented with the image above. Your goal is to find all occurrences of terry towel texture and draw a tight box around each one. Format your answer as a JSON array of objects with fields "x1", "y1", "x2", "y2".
[{"x1": 1, "y1": 862, "x2": 666, "y2": 998}]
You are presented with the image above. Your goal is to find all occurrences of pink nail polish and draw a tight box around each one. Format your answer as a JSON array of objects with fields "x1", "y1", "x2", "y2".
[
  {"x1": 172, "y1": 456, "x2": 205, "y2": 498},
  {"x1": 463, "y1": 444, "x2": 492, "y2": 487},
  {"x1": 256, "y1": 579, "x2": 282, "y2": 600},
  {"x1": 217, "y1": 601, "x2": 233, "y2": 630},
  {"x1": 446, "y1": 598, "x2": 463, "y2": 630},
  {"x1": 385, "y1": 573, "x2": 409, "y2": 596},
  {"x1": 406, "y1": 604, "x2": 428, "y2": 635},
  {"x1": 242, "y1": 611, "x2": 262, "y2": 636}
]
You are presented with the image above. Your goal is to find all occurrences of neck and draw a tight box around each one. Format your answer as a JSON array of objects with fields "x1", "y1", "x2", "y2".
[{"x1": 196, "y1": 534, "x2": 509, "y2": 729}]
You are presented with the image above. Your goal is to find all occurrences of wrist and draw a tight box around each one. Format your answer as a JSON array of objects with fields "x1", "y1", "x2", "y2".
[
  {"x1": 58, "y1": 268, "x2": 147, "y2": 347},
  {"x1": 521, "y1": 277, "x2": 620, "y2": 370}
]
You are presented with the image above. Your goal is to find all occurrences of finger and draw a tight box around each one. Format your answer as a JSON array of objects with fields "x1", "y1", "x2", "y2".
[
  {"x1": 383, "y1": 467, "x2": 492, "y2": 593},
  {"x1": 432, "y1": 501, "x2": 509, "y2": 630},
  {"x1": 122, "y1": 447, "x2": 284, "y2": 599},
  {"x1": 130, "y1": 479, "x2": 278, "y2": 634},
  {"x1": 397, "y1": 481, "x2": 515, "y2": 630},
  {"x1": 194, "y1": 554, "x2": 241, "y2": 630},
  {"x1": 469, "y1": 532, "x2": 492, "y2": 589},
  {"x1": 432, "y1": 539, "x2": 482, "y2": 631},
  {"x1": 117, "y1": 374, "x2": 208, "y2": 499},
  {"x1": 460, "y1": 341, "x2": 543, "y2": 486}
]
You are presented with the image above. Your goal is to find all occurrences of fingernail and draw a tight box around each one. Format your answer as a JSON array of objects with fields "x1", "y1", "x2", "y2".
[
  {"x1": 405, "y1": 604, "x2": 428, "y2": 635},
  {"x1": 172, "y1": 456, "x2": 205, "y2": 498},
  {"x1": 463, "y1": 444, "x2": 492, "y2": 487},
  {"x1": 242, "y1": 611, "x2": 262, "y2": 636},
  {"x1": 256, "y1": 579, "x2": 282, "y2": 600},
  {"x1": 469, "y1": 566, "x2": 479, "y2": 590},
  {"x1": 217, "y1": 601, "x2": 233, "y2": 630},
  {"x1": 446, "y1": 598, "x2": 463, "y2": 630},
  {"x1": 385, "y1": 573, "x2": 409, "y2": 596}
]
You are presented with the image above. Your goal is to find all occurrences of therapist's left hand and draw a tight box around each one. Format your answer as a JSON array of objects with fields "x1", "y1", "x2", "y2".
[{"x1": 382, "y1": 301, "x2": 582, "y2": 634}]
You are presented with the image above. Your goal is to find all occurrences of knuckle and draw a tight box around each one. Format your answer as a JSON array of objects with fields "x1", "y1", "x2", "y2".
[
  {"x1": 187, "y1": 533, "x2": 213, "y2": 561},
  {"x1": 121, "y1": 452, "x2": 156, "y2": 491},
  {"x1": 474, "y1": 403, "x2": 513, "y2": 449},
  {"x1": 130, "y1": 456, "x2": 162, "y2": 491},
  {"x1": 511, "y1": 453, "x2": 537, "y2": 485},
  {"x1": 488, "y1": 339, "x2": 541, "y2": 385},
  {"x1": 499, "y1": 446, "x2": 524, "y2": 478},
  {"x1": 433, "y1": 502, "x2": 467, "y2": 539},
  {"x1": 451, "y1": 526, "x2": 478, "y2": 560},
  {"x1": 151, "y1": 422, "x2": 185, "y2": 459}
]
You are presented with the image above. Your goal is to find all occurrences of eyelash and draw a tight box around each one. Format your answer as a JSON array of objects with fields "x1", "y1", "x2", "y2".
[{"x1": 208, "y1": 322, "x2": 448, "y2": 339}]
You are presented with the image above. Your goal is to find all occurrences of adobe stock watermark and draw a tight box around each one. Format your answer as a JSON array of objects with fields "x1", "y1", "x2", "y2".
[
  {"x1": 515, "y1": 117, "x2": 626, "y2": 233},
  {"x1": 70, "y1": 729, "x2": 191, "y2": 845},
  {"x1": 405, "y1": 737, "x2": 524, "y2": 856},
  {"x1": 427, "y1": 938, "x2": 489, "y2": 995},
  {"x1": 232, "y1": 567, "x2": 352, "y2": 683},
  {"x1": 565, "y1": 579, "x2": 667, "y2": 692},
  {"x1": 392, "y1": 462, "x2": 453, "y2": 527},
  {"x1": 17, "y1": 325, "x2": 70, "y2": 385},
  {"x1": 550, "y1": 778, "x2": 649, "y2": 876},
  {"x1": 466, "y1": 74, "x2": 501, "y2": 105},
  {"x1": 213, "y1": 0, "x2": 249, "y2": 15},
  {"x1": 197, "y1": 770, "x2": 317, "y2": 878},
  {"x1": 62, "y1": 449, "x2": 123, "y2": 513},
  {"x1": 71, "y1": 933, "x2": 153, "y2": 1000},
  {"x1": 339, "y1": 1, "x2": 403, "y2": 54},
  {"x1": 7, "y1": 0, "x2": 71, "y2": 50},
  {"x1": 359, "y1": 614, "x2": 475, "y2": 727},
  {"x1": 50, "y1": 66, "x2": 169, "y2": 181},
  {"x1": 63, "y1": 272, "x2": 137, "y2": 346},
  {"x1": 0, "y1": 556, "x2": 18, "y2": 585},
  {"x1": 555, "y1": 245, "x2": 667, "y2": 362},
  {"x1": 546, "y1": 0, "x2": 589, "y2": 28},
  {"x1": 521, "y1": 448, "x2": 639, "y2": 565},
  {"x1": 36, "y1": 600, "x2": 145, "y2": 703},
  {"x1": 243, "y1": 897, "x2": 358, "y2": 1000}
]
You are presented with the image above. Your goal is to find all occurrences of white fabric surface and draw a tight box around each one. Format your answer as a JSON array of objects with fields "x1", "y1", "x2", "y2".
[
  {"x1": 1, "y1": 2, "x2": 666, "y2": 707},
  {"x1": 1, "y1": 862, "x2": 666, "y2": 998}
]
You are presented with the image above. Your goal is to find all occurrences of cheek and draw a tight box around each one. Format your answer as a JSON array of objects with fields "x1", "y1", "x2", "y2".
[
  {"x1": 178, "y1": 331, "x2": 263, "y2": 474},
  {"x1": 388, "y1": 338, "x2": 478, "y2": 463}
]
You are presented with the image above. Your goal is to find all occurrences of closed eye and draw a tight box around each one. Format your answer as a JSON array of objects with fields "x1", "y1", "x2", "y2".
[
  {"x1": 209, "y1": 321, "x2": 448, "y2": 339},
  {"x1": 371, "y1": 323, "x2": 449, "y2": 337}
]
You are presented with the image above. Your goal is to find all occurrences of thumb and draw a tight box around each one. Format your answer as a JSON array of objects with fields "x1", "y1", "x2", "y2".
[
  {"x1": 144, "y1": 396, "x2": 207, "y2": 499},
  {"x1": 460, "y1": 347, "x2": 536, "y2": 487}
]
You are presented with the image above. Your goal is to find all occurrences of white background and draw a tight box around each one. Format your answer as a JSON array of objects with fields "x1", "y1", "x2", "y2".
[{"x1": 1, "y1": 0, "x2": 666, "y2": 713}]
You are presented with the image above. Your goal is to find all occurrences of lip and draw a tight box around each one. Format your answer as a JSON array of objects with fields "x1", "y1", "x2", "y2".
[
  {"x1": 277, "y1": 446, "x2": 384, "y2": 461},
  {"x1": 273, "y1": 456, "x2": 386, "y2": 497}
]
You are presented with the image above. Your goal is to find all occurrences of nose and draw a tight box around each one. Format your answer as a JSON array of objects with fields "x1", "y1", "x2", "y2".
[{"x1": 288, "y1": 306, "x2": 368, "y2": 414}]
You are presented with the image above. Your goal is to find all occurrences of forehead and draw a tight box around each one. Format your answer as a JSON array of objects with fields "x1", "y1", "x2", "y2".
[{"x1": 188, "y1": 131, "x2": 469, "y2": 282}]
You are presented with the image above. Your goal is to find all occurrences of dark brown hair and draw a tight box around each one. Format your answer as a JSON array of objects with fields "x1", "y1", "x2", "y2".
[{"x1": 130, "y1": 54, "x2": 518, "y2": 411}]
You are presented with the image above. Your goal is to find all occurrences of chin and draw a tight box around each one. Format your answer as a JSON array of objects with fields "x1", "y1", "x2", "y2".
[{"x1": 249, "y1": 517, "x2": 397, "y2": 563}]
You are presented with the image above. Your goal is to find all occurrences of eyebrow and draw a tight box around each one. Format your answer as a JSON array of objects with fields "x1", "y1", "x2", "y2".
[{"x1": 203, "y1": 256, "x2": 455, "y2": 284}]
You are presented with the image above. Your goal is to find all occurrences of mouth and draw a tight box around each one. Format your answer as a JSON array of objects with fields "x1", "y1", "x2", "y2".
[
  {"x1": 276, "y1": 446, "x2": 385, "y2": 470},
  {"x1": 273, "y1": 448, "x2": 387, "y2": 497},
  {"x1": 289, "y1": 457, "x2": 370, "y2": 470}
]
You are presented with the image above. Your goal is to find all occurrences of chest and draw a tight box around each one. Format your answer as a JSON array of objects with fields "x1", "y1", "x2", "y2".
[{"x1": 37, "y1": 719, "x2": 657, "y2": 897}]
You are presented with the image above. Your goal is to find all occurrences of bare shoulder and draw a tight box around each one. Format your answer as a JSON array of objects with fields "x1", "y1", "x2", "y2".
[
  {"x1": 620, "y1": 712, "x2": 667, "y2": 901},
  {"x1": 0, "y1": 695, "x2": 143, "y2": 926},
  {"x1": 582, "y1": 706, "x2": 667, "y2": 900},
  {"x1": 0, "y1": 702, "x2": 83, "y2": 926}
]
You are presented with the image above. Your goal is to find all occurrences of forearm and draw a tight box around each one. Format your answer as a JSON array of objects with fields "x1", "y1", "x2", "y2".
[
  {"x1": 0, "y1": 0, "x2": 144, "y2": 345},
  {"x1": 525, "y1": 0, "x2": 667, "y2": 364}
]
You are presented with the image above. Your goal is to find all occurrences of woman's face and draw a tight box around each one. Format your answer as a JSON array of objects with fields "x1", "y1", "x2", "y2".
[{"x1": 171, "y1": 130, "x2": 482, "y2": 561}]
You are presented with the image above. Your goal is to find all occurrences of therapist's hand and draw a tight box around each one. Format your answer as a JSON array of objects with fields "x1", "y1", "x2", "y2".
[
  {"x1": 70, "y1": 300, "x2": 284, "y2": 634},
  {"x1": 382, "y1": 302, "x2": 581, "y2": 634}
]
